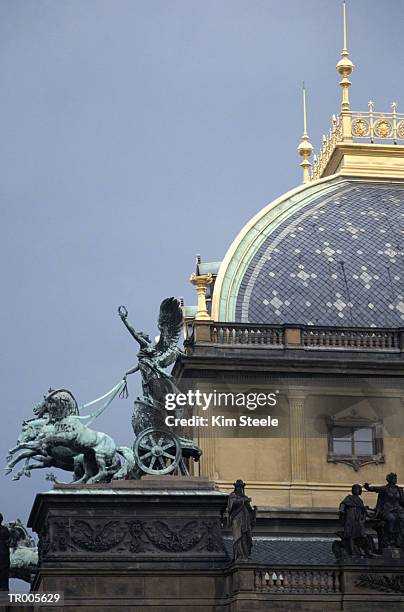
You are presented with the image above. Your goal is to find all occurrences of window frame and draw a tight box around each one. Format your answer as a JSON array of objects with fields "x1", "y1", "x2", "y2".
[{"x1": 327, "y1": 415, "x2": 384, "y2": 471}]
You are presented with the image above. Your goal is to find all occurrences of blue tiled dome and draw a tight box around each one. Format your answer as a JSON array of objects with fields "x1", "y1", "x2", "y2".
[{"x1": 234, "y1": 180, "x2": 404, "y2": 327}]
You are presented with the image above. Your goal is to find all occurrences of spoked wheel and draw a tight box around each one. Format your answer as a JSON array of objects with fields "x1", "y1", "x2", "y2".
[{"x1": 133, "y1": 427, "x2": 181, "y2": 475}]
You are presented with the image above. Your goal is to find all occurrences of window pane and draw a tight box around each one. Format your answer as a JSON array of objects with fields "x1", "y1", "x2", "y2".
[
  {"x1": 354, "y1": 428, "x2": 373, "y2": 442},
  {"x1": 355, "y1": 441, "x2": 374, "y2": 455},
  {"x1": 333, "y1": 427, "x2": 352, "y2": 439},
  {"x1": 333, "y1": 440, "x2": 353, "y2": 455}
]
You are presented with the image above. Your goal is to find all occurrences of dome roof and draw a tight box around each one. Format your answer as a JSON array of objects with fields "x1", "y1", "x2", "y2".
[{"x1": 212, "y1": 176, "x2": 404, "y2": 327}]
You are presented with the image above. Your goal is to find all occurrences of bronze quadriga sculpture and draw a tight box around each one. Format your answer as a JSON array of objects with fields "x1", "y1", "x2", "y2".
[{"x1": 5, "y1": 297, "x2": 201, "y2": 484}]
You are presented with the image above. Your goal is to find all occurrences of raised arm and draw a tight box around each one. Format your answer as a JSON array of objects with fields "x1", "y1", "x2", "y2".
[
  {"x1": 364, "y1": 483, "x2": 384, "y2": 493},
  {"x1": 118, "y1": 306, "x2": 149, "y2": 348}
]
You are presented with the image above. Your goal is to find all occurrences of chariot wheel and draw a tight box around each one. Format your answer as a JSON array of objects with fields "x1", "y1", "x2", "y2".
[{"x1": 133, "y1": 428, "x2": 181, "y2": 475}]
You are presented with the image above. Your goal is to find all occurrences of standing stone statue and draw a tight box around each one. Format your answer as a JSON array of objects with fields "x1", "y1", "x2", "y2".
[
  {"x1": 334, "y1": 484, "x2": 376, "y2": 560},
  {"x1": 364, "y1": 472, "x2": 404, "y2": 549},
  {"x1": 225, "y1": 480, "x2": 256, "y2": 561},
  {"x1": 0, "y1": 514, "x2": 10, "y2": 591}
]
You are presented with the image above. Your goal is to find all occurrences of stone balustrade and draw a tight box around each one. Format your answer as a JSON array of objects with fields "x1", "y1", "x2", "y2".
[
  {"x1": 188, "y1": 321, "x2": 403, "y2": 352},
  {"x1": 254, "y1": 567, "x2": 341, "y2": 594}
]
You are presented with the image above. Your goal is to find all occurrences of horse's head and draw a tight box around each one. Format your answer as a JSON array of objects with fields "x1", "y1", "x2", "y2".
[
  {"x1": 35, "y1": 389, "x2": 79, "y2": 423},
  {"x1": 33, "y1": 399, "x2": 47, "y2": 418},
  {"x1": 8, "y1": 519, "x2": 35, "y2": 550}
]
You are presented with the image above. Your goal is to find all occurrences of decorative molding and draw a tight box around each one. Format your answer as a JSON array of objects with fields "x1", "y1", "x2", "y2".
[
  {"x1": 39, "y1": 517, "x2": 225, "y2": 558},
  {"x1": 355, "y1": 573, "x2": 404, "y2": 593}
]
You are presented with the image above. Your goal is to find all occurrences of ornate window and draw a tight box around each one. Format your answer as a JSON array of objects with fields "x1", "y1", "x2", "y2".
[{"x1": 327, "y1": 415, "x2": 384, "y2": 471}]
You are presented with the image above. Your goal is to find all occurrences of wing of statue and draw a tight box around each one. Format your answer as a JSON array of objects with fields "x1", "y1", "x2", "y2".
[{"x1": 154, "y1": 297, "x2": 183, "y2": 368}]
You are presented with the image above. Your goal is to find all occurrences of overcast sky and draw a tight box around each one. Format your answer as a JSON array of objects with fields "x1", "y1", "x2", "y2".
[{"x1": 1, "y1": 0, "x2": 404, "y2": 531}]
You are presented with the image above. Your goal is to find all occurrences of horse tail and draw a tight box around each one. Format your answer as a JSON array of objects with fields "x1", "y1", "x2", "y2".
[{"x1": 114, "y1": 446, "x2": 136, "y2": 479}]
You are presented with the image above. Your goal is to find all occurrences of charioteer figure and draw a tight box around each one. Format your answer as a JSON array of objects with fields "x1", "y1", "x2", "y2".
[
  {"x1": 119, "y1": 298, "x2": 201, "y2": 475},
  {"x1": 118, "y1": 298, "x2": 183, "y2": 407}
]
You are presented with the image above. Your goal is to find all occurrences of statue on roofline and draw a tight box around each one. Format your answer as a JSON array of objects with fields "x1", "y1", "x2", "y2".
[
  {"x1": 333, "y1": 484, "x2": 377, "y2": 561},
  {"x1": 8, "y1": 519, "x2": 38, "y2": 583},
  {"x1": 364, "y1": 472, "x2": 404, "y2": 551},
  {"x1": 224, "y1": 480, "x2": 257, "y2": 562}
]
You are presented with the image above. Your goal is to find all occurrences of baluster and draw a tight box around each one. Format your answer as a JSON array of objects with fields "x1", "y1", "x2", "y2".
[
  {"x1": 320, "y1": 571, "x2": 325, "y2": 592},
  {"x1": 267, "y1": 571, "x2": 274, "y2": 592},
  {"x1": 372, "y1": 332, "x2": 377, "y2": 348},
  {"x1": 312, "y1": 571, "x2": 319, "y2": 593},
  {"x1": 275, "y1": 571, "x2": 281, "y2": 592},
  {"x1": 334, "y1": 571, "x2": 340, "y2": 592},
  {"x1": 290, "y1": 571, "x2": 296, "y2": 592},
  {"x1": 369, "y1": 100, "x2": 374, "y2": 142},
  {"x1": 254, "y1": 570, "x2": 259, "y2": 591},
  {"x1": 392, "y1": 102, "x2": 398, "y2": 144},
  {"x1": 282, "y1": 571, "x2": 289, "y2": 592}
]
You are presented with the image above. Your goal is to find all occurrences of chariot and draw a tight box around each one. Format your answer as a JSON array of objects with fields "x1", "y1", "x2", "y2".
[{"x1": 132, "y1": 398, "x2": 201, "y2": 476}]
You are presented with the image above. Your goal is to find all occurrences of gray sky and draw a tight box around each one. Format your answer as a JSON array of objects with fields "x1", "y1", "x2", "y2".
[{"x1": 1, "y1": 0, "x2": 404, "y2": 525}]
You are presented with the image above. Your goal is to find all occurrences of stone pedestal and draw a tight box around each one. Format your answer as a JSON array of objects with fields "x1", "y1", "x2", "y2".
[{"x1": 28, "y1": 477, "x2": 229, "y2": 610}]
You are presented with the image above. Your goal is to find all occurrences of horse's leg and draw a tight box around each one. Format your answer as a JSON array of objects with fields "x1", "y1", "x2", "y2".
[
  {"x1": 7, "y1": 444, "x2": 22, "y2": 456},
  {"x1": 5, "y1": 449, "x2": 36, "y2": 473},
  {"x1": 86, "y1": 453, "x2": 111, "y2": 484},
  {"x1": 30, "y1": 455, "x2": 53, "y2": 466},
  {"x1": 14, "y1": 459, "x2": 49, "y2": 478},
  {"x1": 72, "y1": 455, "x2": 93, "y2": 484},
  {"x1": 72, "y1": 454, "x2": 85, "y2": 482},
  {"x1": 7, "y1": 442, "x2": 37, "y2": 460}
]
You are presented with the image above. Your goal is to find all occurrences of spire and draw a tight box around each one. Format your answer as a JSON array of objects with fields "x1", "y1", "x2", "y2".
[
  {"x1": 336, "y1": 0, "x2": 354, "y2": 141},
  {"x1": 297, "y1": 83, "x2": 313, "y2": 184}
]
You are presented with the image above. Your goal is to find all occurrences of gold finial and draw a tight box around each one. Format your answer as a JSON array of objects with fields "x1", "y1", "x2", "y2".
[
  {"x1": 297, "y1": 83, "x2": 313, "y2": 184},
  {"x1": 336, "y1": 0, "x2": 354, "y2": 141},
  {"x1": 190, "y1": 273, "x2": 213, "y2": 320}
]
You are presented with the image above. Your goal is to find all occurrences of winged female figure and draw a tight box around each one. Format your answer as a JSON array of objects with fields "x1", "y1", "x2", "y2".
[{"x1": 118, "y1": 297, "x2": 183, "y2": 406}]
